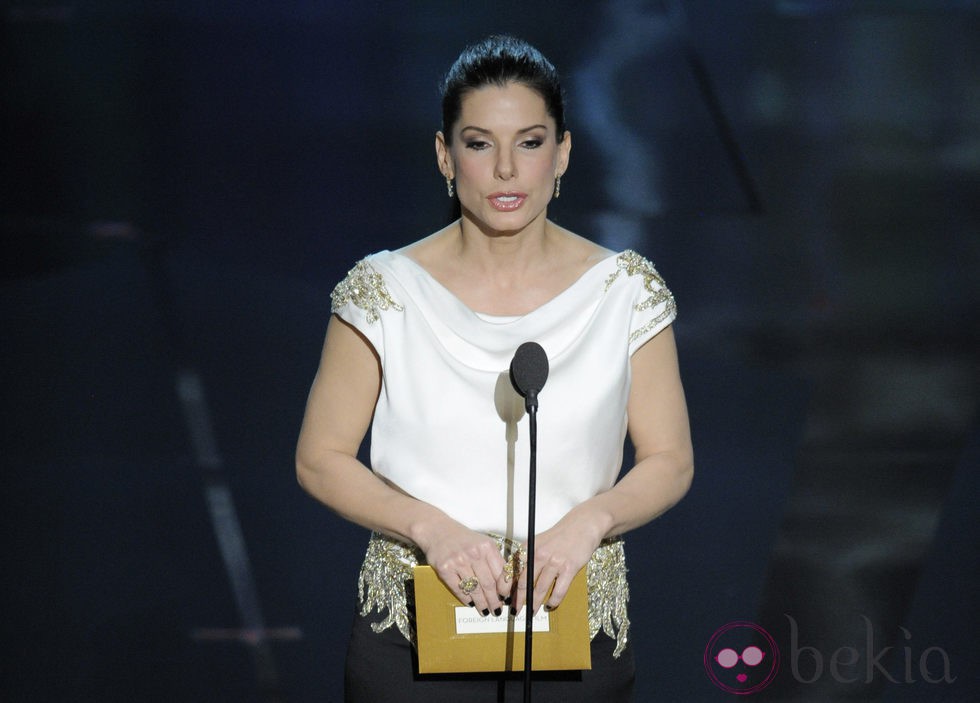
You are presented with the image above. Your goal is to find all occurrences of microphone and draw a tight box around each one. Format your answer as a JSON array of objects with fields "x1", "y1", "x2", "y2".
[
  {"x1": 509, "y1": 342, "x2": 549, "y2": 411},
  {"x1": 509, "y1": 341, "x2": 549, "y2": 696}
]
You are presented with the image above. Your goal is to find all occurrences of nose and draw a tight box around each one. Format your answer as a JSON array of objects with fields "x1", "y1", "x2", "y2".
[{"x1": 495, "y1": 150, "x2": 516, "y2": 180}]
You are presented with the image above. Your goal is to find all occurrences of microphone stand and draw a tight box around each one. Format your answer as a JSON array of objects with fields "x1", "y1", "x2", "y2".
[
  {"x1": 523, "y1": 389, "x2": 538, "y2": 703},
  {"x1": 509, "y1": 341, "x2": 548, "y2": 703}
]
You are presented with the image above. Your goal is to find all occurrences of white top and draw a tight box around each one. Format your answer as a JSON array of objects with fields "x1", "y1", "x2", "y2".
[{"x1": 330, "y1": 249, "x2": 677, "y2": 540}]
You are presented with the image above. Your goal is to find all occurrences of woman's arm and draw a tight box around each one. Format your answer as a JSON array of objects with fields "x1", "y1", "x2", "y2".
[
  {"x1": 295, "y1": 315, "x2": 507, "y2": 613},
  {"x1": 507, "y1": 325, "x2": 694, "y2": 613}
]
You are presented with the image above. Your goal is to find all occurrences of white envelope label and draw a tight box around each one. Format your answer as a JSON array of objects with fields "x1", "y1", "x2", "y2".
[{"x1": 454, "y1": 607, "x2": 551, "y2": 634}]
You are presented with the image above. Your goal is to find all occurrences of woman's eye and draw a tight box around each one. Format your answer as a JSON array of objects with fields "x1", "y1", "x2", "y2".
[
  {"x1": 521, "y1": 139, "x2": 543, "y2": 149},
  {"x1": 465, "y1": 140, "x2": 490, "y2": 150}
]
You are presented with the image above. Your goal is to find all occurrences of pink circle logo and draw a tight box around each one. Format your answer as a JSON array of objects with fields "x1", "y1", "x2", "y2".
[{"x1": 704, "y1": 621, "x2": 780, "y2": 695}]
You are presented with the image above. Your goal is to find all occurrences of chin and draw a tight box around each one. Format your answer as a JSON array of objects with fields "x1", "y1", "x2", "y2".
[{"x1": 466, "y1": 205, "x2": 546, "y2": 235}]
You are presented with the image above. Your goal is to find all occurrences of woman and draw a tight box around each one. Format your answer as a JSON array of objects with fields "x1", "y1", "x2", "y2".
[{"x1": 296, "y1": 35, "x2": 693, "y2": 701}]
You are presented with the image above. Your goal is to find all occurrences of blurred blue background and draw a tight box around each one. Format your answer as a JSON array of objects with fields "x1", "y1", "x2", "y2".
[{"x1": 2, "y1": 1, "x2": 978, "y2": 701}]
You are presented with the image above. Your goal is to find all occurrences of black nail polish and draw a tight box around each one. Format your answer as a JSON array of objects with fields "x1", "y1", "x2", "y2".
[
  {"x1": 510, "y1": 607, "x2": 517, "y2": 617},
  {"x1": 503, "y1": 596, "x2": 512, "y2": 605},
  {"x1": 481, "y1": 608, "x2": 490, "y2": 617},
  {"x1": 493, "y1": 607, "x2": 502, "y2": 617},
  {"x1": 544, "y1": 604, "x2": 555, "y2": 612}
]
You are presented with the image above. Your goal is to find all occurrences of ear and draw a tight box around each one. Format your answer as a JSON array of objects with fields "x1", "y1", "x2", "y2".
[
  {"x1": 435, "y1": 131, "x2": 454, "y2": 180},
  {"x1": 556, "y1": 130, "x2": 571, "y2": 178}
]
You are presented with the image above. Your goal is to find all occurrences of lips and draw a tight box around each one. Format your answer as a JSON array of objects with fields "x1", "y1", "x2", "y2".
[{"x1": 487, "y1": 192, "x2": 527, "y2": 211}]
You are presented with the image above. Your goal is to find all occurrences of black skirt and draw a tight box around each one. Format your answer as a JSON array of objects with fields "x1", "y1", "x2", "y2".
[{"x1": 344, "y1": 608, "x2": 635, "y2": 702}]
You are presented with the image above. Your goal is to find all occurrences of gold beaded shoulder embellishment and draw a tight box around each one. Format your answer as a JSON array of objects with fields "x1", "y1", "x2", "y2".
[
  {"x1": 331, "y1": 259, "x2": 404, "y2": 324},
  {"x1": 604, "y1": 250, "x2": 677, "y2": 343}
]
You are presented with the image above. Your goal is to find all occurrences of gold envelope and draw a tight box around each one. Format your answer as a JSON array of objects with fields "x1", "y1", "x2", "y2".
[{"x1": 412, "y1": 565, "x2": 591, "y2": 673}]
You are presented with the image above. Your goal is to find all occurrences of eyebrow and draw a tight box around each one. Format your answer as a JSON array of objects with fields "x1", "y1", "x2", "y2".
[{"x1": 459, "y1": 124, "x2": 549, "y2": 135}]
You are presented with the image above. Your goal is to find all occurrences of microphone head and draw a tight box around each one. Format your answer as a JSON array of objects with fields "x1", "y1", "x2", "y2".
[{"x1": 509, "y1": 341, "x2": 549, "y2": 399}]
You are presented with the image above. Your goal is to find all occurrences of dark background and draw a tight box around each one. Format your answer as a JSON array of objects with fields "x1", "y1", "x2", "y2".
[{"x1": 2, "y1": 1, "x2": 978, "y2": 701}]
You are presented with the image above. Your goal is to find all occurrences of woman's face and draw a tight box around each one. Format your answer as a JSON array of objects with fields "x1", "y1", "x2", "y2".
[{"x1": 437, "y1": 82, "x2": 570, "y2": 235}]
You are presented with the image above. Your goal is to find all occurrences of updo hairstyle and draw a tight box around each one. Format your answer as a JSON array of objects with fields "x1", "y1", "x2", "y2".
[{"x1": 439, "y1": 35, "x2": 567, "y2": 145}]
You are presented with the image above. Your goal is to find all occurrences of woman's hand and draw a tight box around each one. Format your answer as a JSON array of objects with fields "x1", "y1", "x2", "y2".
[
  {"x1": 415, "y1": 516, "x2": 508, "y2": 616},
  {"x1": 503, "y1": 505, "x2": 609, "y2": 616}
]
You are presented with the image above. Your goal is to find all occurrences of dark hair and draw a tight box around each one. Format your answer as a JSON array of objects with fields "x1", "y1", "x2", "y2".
[{"x1": 440, "y1": 35, "x2": 566, "y2": 144}]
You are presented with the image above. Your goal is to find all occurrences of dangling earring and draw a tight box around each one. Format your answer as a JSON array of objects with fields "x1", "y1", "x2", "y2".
[
  {"x1": 446, "y1": 176, "x2": 454, "y2": 198},
  {"x1": 554, "y1": 175, "x2": 561, "y2": 199}
]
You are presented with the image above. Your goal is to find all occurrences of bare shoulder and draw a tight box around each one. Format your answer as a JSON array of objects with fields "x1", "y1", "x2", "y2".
[
  {"x1": 395, "y1": 224, "x2": 457, "y2": 269},
  {"x1": 547, "y1": 222, "x2": 615, "y2": 271}
]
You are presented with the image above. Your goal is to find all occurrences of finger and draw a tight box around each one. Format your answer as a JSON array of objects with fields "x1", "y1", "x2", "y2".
[
  {"x1": 458, "y1": 538, "x2": 506, "y2": 615},
  {"x1": 485, "y1": 550, "x2": 510, "y2": 610},
  {"x1": 543, "y1": 570, "x2": 573, "y2": 610},
  {"x1": 471, "y1": 561, "x2": 503, "y2": 615},
  {"x1": 531, "y1": 565, "x2": 559, "y2": 614},
  {"x1": 509, "y1": 567, "x2": 531, "y2": 616},
  {"x1": 494, "y1": 570, "x2": 514, "y2": 610},
  {"x1": 496, "y1": 548, "x2": 526, "y2": 614}
]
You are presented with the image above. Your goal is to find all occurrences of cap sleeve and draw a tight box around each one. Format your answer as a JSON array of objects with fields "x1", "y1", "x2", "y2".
[
  {"x1": 330, "y1": 257, "x2": 404, "y2": 359},
  {"x1": 606, "y1": 250, "x2": 677, "y2": 355}
]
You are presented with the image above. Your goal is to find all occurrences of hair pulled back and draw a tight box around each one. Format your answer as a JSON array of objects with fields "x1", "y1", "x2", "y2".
[{"x1": 440, "y1": 35, "x2": 566, "y2": 145}]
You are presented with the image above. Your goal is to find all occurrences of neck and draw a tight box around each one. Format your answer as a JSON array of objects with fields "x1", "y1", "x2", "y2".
[{"x1": 454, "y1": 212, "x2": 554, "y2": 274}]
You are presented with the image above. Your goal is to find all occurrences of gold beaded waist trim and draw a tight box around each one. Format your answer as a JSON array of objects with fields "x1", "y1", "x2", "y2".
[{"x1": 356, "y1": 531, "x2": 631, "y2": 658}]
